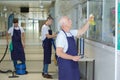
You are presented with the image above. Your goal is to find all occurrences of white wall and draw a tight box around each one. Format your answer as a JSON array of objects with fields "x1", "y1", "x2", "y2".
[{"x1": 85, "y1": 39, "x2": 115, "y2": 80}]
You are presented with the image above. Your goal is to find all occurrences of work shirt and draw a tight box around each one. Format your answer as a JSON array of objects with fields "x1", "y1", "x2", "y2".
[
  {"x1": 56, "y1": 30, "x2": 78, "y2": 52},
  {"x1": 8, "y1": 26, "x2": 24, "y2": 36},
  {"x1": 41, "y1": 24, "x2": 50, "y2": 41}
]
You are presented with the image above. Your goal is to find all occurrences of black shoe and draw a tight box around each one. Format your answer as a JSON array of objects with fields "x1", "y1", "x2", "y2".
[
  {"x1": 42, "y1": 72, "x2": 44, "y2": 76},
  {"x1": 42, "y1": 73, "x2": 53, "y2": 79},
  {"x1": 25, "y1": 71, "x2": 28, "y2": 74}
]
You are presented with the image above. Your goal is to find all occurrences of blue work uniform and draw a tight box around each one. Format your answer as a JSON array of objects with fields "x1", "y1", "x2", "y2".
[
  {"x1": 58, "y1": 30, "x2": 80, "y2": 80},
  {"x1": 11, "y1": 28, "x2": 26, "y2": 67},
  {"x1": 43, "y1": 30, "x2": 52, "y2": 64}
]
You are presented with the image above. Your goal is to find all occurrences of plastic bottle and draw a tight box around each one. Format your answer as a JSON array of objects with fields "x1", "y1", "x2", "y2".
[
  {"x1": 89, "y1": 14, "x2": 96, "y2": 26},
  {"x1": 80, "y1": 38, "x2": 84, "y2": 58}
]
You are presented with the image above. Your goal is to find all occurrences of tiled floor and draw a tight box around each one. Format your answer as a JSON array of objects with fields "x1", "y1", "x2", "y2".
[
  {"x1": 0, "y1": 73, "x2": 58, "y2": 80},
  {"x1": 0, "y1": 29, "x2": 58, "y2": 80}
]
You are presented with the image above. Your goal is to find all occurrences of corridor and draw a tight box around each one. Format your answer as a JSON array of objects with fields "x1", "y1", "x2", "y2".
[
  {"x1": 0, "y1": 25, "x2": 58, "y2": 80},
  {"x1": 0, "y1": 0, "x2": 118, "y2": 80}
]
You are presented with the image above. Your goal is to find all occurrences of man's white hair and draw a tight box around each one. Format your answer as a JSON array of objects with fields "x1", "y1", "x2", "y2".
[{"x1": 59, "y1": 16, "x2": 68, "y2": 27}]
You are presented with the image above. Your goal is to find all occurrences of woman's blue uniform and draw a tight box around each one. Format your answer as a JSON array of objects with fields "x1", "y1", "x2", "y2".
[
  {"x1": 58, "y1": 30, "x2": 80, "y2": 80},
  {"x1": 11, "y1": 28, "x2": 25, "y2": 62},
  {"x1": 43, "y1": 30, "x2": 52, "y2": 64}
]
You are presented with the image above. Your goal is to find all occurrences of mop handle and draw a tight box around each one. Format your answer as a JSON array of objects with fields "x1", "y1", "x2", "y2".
[{"x1": 51, "y1": 39, "x2": 56, "y2": 51}]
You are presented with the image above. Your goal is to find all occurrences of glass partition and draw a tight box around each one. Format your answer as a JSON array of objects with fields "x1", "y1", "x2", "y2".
[
  {"x1": 87, "y1": 1, "x2": 103, "y2": 41},
  {"x1": 83, "y1": 0, "x2": 115, "y2": 47}
]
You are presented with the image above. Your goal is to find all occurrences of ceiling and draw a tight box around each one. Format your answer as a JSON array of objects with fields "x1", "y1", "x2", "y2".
[
  {"x1": 0, "y1": 0, "x2": 89, "y2": 20},
  {"x1": 0, "y1": 0, "x2": 55, "y2": 19}
]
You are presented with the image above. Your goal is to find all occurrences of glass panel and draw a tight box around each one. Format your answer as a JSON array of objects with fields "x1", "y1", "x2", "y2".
[
  {"x1": 88, "y1": 1, "x2": 103, "y2": 41},
  {"x1": 84, "y1": 0, "x2": 115, "y2": 47}
]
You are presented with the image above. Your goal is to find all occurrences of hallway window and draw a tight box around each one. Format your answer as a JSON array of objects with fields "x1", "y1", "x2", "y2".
[{"x1": 86, "y1": 0, "x2": 115, "y2": 46}]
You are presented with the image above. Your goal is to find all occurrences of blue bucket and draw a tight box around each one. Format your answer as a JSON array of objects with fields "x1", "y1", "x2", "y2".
[{"x1": 15, "y1": 63, "x2": 26, "y2": 75}]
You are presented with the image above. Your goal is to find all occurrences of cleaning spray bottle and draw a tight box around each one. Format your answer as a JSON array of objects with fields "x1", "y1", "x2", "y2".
[
  {"x1": 89, "y1": 14, "x2": 96, "y2": 26},
  {"x1": 80, "y1": 38, "x2": 84, "y2": 58}
]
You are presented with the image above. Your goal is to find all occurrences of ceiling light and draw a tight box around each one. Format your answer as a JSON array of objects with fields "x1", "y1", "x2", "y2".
[
  {"x1": 3, "y1": 6, "x2": 7, "y2": 11},
  {"x1": 40, "y1": 1, "x2": 44, "y2": 9},
  {"x1": 40, "y1": 5, "x2": 44, "y2": 9}
]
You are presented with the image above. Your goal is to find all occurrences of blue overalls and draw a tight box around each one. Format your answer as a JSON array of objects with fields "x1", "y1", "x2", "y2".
[
  {"x1": 58, "y1": 30, "x2": 80, "y2": 80},
  {"x1": 11, "y1": 28, "x2": 26, "y2": 69},
  {"x1": 42, "y1": 29, "x2": 52, "y2": 73}
]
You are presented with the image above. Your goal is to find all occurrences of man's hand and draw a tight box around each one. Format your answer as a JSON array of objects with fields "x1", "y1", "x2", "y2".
[
  {"x1": 53, "y1": 33, "x2": 57, "y2": 38},
  {"x1": 22, "y1": 43, "x2": 25, "y2": 48},
  {"x1": 6, "y1": 41, "x2": 9, "y2": 45},
  {"x1": 72, "y1": 56, "x2": 81, "y2": 61}
]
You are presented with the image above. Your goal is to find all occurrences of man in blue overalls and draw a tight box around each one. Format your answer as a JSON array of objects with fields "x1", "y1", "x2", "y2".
[
  {"x1": 41, "y1": 16, "x2": 56, "y2": 79},
  {"x1": 56, "y1": 16, "x2": 93, "y2": 80},
  {"x1": 6, "y1": 18, "x2": 27, "y2": 74}
]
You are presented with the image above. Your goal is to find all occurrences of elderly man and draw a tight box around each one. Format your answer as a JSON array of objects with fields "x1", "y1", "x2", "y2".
[{"x1": 56, "y1": 16, "x2": 93, "y2": 80}]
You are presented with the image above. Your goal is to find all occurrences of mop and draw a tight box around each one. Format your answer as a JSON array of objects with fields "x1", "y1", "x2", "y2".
[{"x1": 51, "y1": 39, "x2": 58, "y2": 65}]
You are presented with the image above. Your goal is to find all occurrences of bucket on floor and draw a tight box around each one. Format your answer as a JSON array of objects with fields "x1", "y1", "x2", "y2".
[{"x1": 15, "y1": 63, "x2": 27, "y2": 75}]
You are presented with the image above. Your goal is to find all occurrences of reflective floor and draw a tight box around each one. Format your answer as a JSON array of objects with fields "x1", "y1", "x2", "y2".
[{"x1": 0, "y1": 27, "x2": 58, "y2": 80}]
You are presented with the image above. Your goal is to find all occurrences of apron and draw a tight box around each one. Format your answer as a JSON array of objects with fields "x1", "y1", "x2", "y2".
[
  {"x1": 11, "y1": 28, "x2": 25, "y2": 61},
  {"x1": 43, "y1": 30, "x2": 52, "y2": 64},
  {"x1": 58, "y1": 30, "x2": 80, "y2": 80}
]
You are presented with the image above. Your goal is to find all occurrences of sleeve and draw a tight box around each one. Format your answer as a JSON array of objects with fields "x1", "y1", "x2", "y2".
[
  {"x1": 56, "y1": 32, "x2": 66, "y2": 48},
  {"x1": 42, "y1": 26, "x2": 48, "y2": 35},
  {"x1": 42, "y1": 26, "x2": 49, "y2": 35},
  {"x1": 8, "y1": 27, "x2": 12, "y2": 34},
  {"x1": 70, "y1": 29, "x2": 78, "y2": 36},
  {"x1": 20, "y1": 27, "x2": 24, "y2": 33},
  {"x1": 41, "y1": 25, "x2": 49, "y2": 41}
]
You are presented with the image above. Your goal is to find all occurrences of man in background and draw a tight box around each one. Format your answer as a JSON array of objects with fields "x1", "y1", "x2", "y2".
[
  {"x1": 6, "y1": 18, "x2": 27, "y2": 74},
  {"x1": 41, "y1": 16, "x2": 56, "y2": 79}
]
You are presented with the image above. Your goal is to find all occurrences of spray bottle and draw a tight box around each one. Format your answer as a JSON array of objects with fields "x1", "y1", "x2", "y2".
[
  {"x1": 89, "y1": 14, "x2": 96, "y2": 26},
  {"x1": 80, "y1": 38, "x2": 84, "y2": 58}
]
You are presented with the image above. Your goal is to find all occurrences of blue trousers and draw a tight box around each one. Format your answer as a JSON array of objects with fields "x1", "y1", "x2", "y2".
[{"x1": 43, "y1": 64, "x2": 49, "y2": 74}]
